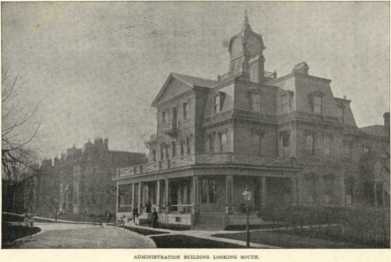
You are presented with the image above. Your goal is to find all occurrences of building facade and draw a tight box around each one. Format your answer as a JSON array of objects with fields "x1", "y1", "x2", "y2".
[
  {"x1": 114, "y1": 14, "x2": 390, "y2": 229},
  {"x1": 12, "y1": 138, "x2": 147, "y2": 219}
]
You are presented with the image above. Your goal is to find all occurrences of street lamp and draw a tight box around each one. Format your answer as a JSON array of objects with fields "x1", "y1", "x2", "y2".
[{"x1": 242, "y1": 186, "x2": 252, "y2": 248}]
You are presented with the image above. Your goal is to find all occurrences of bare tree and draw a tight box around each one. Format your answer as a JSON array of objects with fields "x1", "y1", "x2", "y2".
[{"x1": 2, "y1": 68, "x2": 41, "y2": 181}]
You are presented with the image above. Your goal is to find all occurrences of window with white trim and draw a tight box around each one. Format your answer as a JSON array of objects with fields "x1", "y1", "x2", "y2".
[
  {"x1": 280, "y1": 94, "x2": 291, "y2": 113},
  {"x1": 305, "y1": 132, "x2": 315, "y2": 155},
  {"x1": 250, "y1": 93, "x2": 261, "y2": 112},
  {"x1": 312, "y1": 96, "x2": 323, "y2": 114},
  {"x1": 183, "y1": 102, "x2": 188, "y2": 120},
  {"x1": 214, "y1": 93, "x2": 225, "y2": 113}
]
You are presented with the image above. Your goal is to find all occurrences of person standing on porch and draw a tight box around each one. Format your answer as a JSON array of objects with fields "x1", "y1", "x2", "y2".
[
  {"x1": 132, "y1": 207, "x2": 139, "y2": 225},
  {"x1": 146, "y1": 200, "x2": 152, "y2": 213},
  {"x1": 151, "y1": 208, "x2": 159, "y2": 228}
]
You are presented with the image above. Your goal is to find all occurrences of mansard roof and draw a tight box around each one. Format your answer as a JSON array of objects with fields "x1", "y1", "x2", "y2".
[{"x1": 151, "y1": 72, "x2": 217, "y2": 107}]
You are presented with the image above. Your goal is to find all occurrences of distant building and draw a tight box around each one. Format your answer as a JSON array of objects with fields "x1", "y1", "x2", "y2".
[
  {"x1": 14, "y1": 138, "x2": 147, "y2": 218},
  {"x1": 114, "y1": 14, "x2": 389, "y2": 229}
]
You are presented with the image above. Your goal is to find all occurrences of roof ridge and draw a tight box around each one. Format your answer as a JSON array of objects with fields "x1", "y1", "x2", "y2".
[{"x1": 171, "y1": 72, "x2": 217, "y2": 83}]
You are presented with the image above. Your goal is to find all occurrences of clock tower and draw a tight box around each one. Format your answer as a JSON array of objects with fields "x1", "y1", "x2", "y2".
[{"x1": 227, "y1": 11, "x2": 266, "y2": 83}]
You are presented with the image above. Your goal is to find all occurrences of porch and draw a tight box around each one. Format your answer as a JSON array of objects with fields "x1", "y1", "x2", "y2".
[{"x1": 116, "y1": 171, "x2": 300, "y2": 229}]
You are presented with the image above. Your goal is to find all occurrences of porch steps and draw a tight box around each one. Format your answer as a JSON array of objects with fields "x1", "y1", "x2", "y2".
[{"x1": 194, "y1": 212, "x2": 226, "y2": 230}]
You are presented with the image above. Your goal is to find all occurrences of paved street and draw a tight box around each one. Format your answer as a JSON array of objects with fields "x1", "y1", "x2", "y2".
[{"x1": 12, "y1": 223, "x2": 156, "y2": 248}]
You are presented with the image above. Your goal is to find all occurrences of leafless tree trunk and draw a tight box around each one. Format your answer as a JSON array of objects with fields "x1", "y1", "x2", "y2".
[{"x1": 2, "y1": 68, "x2": 41, "y2": 181}]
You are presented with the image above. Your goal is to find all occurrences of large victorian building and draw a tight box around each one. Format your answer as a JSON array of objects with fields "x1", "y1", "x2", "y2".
[{"x1": 114, "y1": 15, "x2": 389, "y2": 229}]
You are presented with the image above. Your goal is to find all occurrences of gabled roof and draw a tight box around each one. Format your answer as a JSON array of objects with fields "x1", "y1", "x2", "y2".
[
  {"x1": 151, "y1": 72, "x2": 217, "y2": 107},
  {"x1": 360, "y1": 125, "x2": 388, "y2": 137},
  {"x1": 172, "y1": 73, "x2": 217, "y2": 88}
]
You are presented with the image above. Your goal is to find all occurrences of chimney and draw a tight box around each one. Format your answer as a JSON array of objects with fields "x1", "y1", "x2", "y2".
[{"x1": 383, "y1": 112, "x2": 389, "y2": 134}]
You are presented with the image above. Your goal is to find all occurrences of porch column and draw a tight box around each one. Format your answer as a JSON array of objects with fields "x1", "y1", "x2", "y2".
[
  {"x1": 115, "y1": 182, "x2": 119, "y2": 217},
  {"x1": 137, "y1": 182, "x2": 142, "y2": 213},
  {"x1": 183, "y1": 184, "x2": 188, "y2": 204},
  {"x1": 192, "y1": 176, "x2": 199, "y2": 215},
  {"x1": 225, "y1": 175, "x2": 233, "y2": 213},
  {"x1": 131, "y1": 183, "x2": 135, "y2": 210},
  {"x1": 177, "y1": 186, "x2": 182, "y2": 212},
  {"x1": 261, "y1": 177, "x2": 267, "y2": 208},
  {"x1": 156, "y1": 180, "x2": 160, "y2": 211},
  {"x1": 165, "y1": 178, "x2": 170, "y2": 211},
  {"x1": 145, "y1": 183, "x2": 149, "y2": 204}
]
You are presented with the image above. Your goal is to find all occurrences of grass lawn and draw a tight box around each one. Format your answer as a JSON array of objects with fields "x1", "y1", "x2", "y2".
[
  {"x1": 278, "y1": 226, "x2": 390, "y2": 248},
  {"x1": 151, "y1": 234, "x2": 243, "y2": 248},
  {"x1": 9, "y1": 225, "x2": 155, "y2": 248},
  {"x1": 2, "y1": 224, "x2": 41, "y2": 247},
  {"x1": 213, "y1": 228, "x2": 368, "y2": 248}
]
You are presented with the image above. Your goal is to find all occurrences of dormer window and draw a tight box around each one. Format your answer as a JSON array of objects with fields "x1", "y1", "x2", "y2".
[
  {"x1": 308, "y1": 91, "x2": 324, "y2": 114},
  {"x1": 313, "y1": 96, "x2": 322, "y2": 114},
  {"x1": 281, "y1": 94, "x2": 291, "y2": 113},
  {"x1": 338, "y1": 104, "x2": 345, "y2": 123}
]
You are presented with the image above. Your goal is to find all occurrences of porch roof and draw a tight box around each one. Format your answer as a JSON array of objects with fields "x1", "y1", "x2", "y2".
[{"x1": 114, "y1": 162, "x2": 302, "y2": 184}]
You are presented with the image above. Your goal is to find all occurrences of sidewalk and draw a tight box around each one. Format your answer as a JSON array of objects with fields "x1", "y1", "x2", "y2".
[{"x1": 122, "y1": 222, "x2": 278, "y2": 248}]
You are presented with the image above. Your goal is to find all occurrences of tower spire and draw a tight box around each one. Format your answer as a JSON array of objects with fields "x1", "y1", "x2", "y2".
[
  {"x1": 244, "y1": 10, "x2": 249, "y2": 26},
  {"x1": 242, "y1": 10, "x2": 252, "y2": 33}
]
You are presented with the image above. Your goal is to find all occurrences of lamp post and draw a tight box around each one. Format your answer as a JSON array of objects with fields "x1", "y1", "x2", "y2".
[{"x1": 242, "y1": 186, "x2": 252, "y2": 248}]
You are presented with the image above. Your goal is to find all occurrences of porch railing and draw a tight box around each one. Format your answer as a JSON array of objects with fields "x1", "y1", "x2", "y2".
[
  {"x1": 168, "y1": 204, "x2": 194, "y2": 214},
  {"x1": 115, "y1": 153, "x2": 301, "y2": 178}
]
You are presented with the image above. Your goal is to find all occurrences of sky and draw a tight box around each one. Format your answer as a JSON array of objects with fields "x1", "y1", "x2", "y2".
[{"x1": 1, "y1": 1, "x2": 390, "y2": 160}]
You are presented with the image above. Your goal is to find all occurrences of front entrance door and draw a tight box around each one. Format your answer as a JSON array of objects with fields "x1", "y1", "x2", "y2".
[{"x1": 199, "y1": 177, "x2": 224, "y2": 212}]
